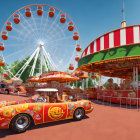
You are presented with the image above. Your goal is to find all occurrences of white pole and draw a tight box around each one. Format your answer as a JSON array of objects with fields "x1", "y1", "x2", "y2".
[
  {"x1": 86, "y1": 78, "x2": 88, "y2": 89},
  {"x1": 42, "y1": 46, "x2": 56, "y2": 70},
  {"x1": 42, "y1": 50, "x2": 52, "y2": 70},
  {"x1": 30, "y1": 47, "x2": 40, "y2": 76},
  {"x1": 42, "y1": 54, "x2": 48, "y2": 72},
  {"x1": 99, "y1": 73, "x2": 101, "y2": 89},
  {"x1": 136, "y1": 67, "x2": 138, "y2": 96},
  {"x1": 16, "y1": 48, "x2": 38, "y2": 78}
]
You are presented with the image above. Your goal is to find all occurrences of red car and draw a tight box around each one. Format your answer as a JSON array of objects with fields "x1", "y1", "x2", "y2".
[{"x1": 0, "y1": 84, "x2": 14, "y2": 94}]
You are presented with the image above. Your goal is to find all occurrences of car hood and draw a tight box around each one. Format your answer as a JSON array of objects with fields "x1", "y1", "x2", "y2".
[{"x1": 0, "y1": 99, "x2": 34, "y2": 108}]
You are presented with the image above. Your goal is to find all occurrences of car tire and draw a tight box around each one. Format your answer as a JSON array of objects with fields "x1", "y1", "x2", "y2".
[
  {"x1": 73, "y1": 108, "x2": 85, "y2": 121},
  {"x1": 9, "y1": 114, "x2": 31, "y2": 133},
  {"x1": 5, "y1": 89, "x2": 9, "y2": 94}
]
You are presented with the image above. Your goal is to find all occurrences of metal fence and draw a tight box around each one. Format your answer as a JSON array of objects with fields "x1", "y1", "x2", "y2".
[{"x1": 93, "y1": 94, "x2": 140, "y2": 110}]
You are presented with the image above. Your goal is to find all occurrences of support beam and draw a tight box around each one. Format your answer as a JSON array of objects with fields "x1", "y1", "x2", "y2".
[
  {"x1": 42, "y1": 46, "x2": 56, "y2": 70},
  {"x1": 15, "y1": 48, "x2": 38, "y2": 78},
  {"x1": 30, "y1": 47, "x2": 40, "y2": 76}
]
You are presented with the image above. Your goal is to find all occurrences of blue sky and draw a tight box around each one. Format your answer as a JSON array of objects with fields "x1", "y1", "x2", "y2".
[{"x1": 0, "y1": 0, "x2": 140, "y2": 49}]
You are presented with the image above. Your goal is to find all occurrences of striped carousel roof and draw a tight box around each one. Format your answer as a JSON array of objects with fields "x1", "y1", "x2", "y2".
[{"x1": 81, "y1": 25, "x2": 140, "y2": 58}]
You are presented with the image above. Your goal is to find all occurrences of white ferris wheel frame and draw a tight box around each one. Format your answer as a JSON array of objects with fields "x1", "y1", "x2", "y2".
[{"x1": 0, "y1": 4, "x2": 81, "y2": 79}]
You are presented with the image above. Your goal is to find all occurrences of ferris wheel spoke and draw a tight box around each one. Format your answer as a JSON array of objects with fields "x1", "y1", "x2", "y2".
[
  {"x1": 12, "y1": 26, "x2": 37, "y2": 44},
  {"x1": 41, "y1": 11, "x2": 49, "y2": 39},
  {"x1": 19, "y1": 12, "x2": 39, "y2": 40},
  {"x1": 5, "y1": 45, "x2": 34, "y2": 59},
  {"x1": 49, "y1": 27, "x2": 67, "y2": 40},
  {"x1": 8, "y1": 34, "x2": 37, "y2": 45},
  {"x1": 31, "y1": 12, "x2": 40, "y2": 39},
  {"x1": 8, "y1": 35, "x2": 30, "y2": 42},
  {"x1": 39, "y1": 12, "x2": 45, "y2": 39},
  {"x1": 5, "y1": 44, "x2": 25, "y2": 47},
  {"x1": 43, "y1": 23, "x2": 66, "y2": 42},
  {"x1": 18, "y1": 11, "x2": 39, "y2": 40},
  {"x1": 46, "y1": 35, "x2": 72, "y2": 44},
  {"x1": 18, "y1": 22, "x2": 38, "y2": 40},
  {"x1": 45, "y1": 12, "x2": 61, "y2": 36},
  {"x1": 47, "y1": 20, "x2": 67, "y2": 39}
]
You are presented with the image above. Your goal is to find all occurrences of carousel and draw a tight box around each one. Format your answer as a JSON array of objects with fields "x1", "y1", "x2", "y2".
[{"x1": 77, "y1": 21, "x2": 140, "y2": 105}]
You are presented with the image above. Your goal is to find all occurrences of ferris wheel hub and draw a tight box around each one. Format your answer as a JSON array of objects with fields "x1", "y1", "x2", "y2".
[{"x1": 39, "y1": 41, "x2": 44, "y2": 46}]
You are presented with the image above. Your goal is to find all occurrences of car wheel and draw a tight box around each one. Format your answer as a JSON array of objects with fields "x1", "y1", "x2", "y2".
[
  {"x1": 5, "y1": 89, "x2": 9, "y2": 94},
  {"x1": 73, "y1": 108, "x2": 85, "y2": 121},
  {"x1": 10, "y1": 114, "x2": 31, "y2": 133}
]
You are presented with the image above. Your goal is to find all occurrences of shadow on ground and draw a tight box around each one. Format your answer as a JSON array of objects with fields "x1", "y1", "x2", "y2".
[{"x1": 0, "y1": 115, "x2": 89, "y2": 138}]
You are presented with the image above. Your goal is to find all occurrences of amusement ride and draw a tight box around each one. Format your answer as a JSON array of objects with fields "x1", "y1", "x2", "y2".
[{"x1": 0, "y1": 4, "x2": 81, "y2": 79}]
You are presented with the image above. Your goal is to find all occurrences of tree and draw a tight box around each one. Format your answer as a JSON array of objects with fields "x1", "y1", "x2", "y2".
[{"x1": 9, "y1": 56, "x2": 51, "y2": 83}]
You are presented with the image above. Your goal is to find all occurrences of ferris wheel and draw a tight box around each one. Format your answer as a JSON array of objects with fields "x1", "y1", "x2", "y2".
[{"x1": 0, "y1": 4, "x2": 82, "y2": 79}]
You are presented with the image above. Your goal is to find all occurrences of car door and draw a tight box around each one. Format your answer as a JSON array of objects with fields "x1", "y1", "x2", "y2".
[{"x1": 43, "y1": 102, "x2": 68, "y2": 123}]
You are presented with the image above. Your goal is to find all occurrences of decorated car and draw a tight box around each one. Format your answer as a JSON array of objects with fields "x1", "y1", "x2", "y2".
[{"x1": 0, "y1": 88, "x2": 93, "y2": 133}]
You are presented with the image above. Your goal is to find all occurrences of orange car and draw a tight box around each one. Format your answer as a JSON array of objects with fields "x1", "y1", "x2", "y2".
[{"x1": 0, "y1": 88, "x2": 94, "y2": 133}]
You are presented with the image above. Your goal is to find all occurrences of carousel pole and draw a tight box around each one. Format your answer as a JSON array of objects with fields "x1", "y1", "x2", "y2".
[
  {"x1": 99, "y1": 73, "x2": 101, "y2": 89},
  {"x1": 136, "y1": 67, "x2": 139, "y2": 109},
  {"x1": 86, "y1": 78, "x2": 88, "y2": 89},
  {"x1": 133, "y1": 67, "x2": 135, "y2": 90}
]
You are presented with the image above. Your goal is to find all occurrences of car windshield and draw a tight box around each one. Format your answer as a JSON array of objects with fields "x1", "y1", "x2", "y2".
[
  {"x1": 30, "y1": 90, "x2": 86, "y2": 103},
  {"x1": 31, "y1": 92, "x2": 47, "y2": 103},
  {"x1": 31, "y1": 91, "x2": 60, "y2": 103}
]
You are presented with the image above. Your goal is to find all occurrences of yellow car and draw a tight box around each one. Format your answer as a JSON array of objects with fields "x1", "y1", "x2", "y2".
[{"x1": 0, "y1": 88, "x2": 94, "y2": 133}]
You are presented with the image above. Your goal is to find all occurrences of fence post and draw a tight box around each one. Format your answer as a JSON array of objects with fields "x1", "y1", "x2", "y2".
[
  {"x1": 103, "y1": 95, "x2": 104, "y2": 105},
  {"x1": 97, "y1": 93, "x2": 99, "y2": 102},
  {"x1": 130, "y1": 98, "x2": 131, "y2": 109},
  {"x1": 126, "y1": 97, "x2": 127, "y2": 109},
  {"x1": 137, "y1": 97, "x2": 138, "y2": 111},
  {"x1": 110, "y1": 96, "x2": 111, "y2": 106},
  {"x1": 120, "y1": 96, "x2": 121, "y2": 108}
]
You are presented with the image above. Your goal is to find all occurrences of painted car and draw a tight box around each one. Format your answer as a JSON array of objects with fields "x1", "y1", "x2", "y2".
[
  {"x1": 0, "y1": 84, "x2": 14, "y2": 94},
  {"x1": 0, "y1": 88, "x2": 94, "y2": 133}
]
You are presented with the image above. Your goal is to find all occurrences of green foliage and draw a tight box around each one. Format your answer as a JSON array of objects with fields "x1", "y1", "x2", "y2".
[
  {"x1": 9, "y1": 56, "x2": 51, "y2": 83},
  {"x1": 88, "y1": 77, "x2": 94, "y2": 88}
]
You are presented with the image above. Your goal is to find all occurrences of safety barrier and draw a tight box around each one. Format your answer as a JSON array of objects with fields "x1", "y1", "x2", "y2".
[{"x1": 96, "y1": 94, "x2": 140, "y2": 110}]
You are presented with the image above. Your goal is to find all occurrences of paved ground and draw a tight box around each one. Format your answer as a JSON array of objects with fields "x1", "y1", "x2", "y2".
[{"x1": 0, "y1": 93, "x2": 140, "y2": 140}]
